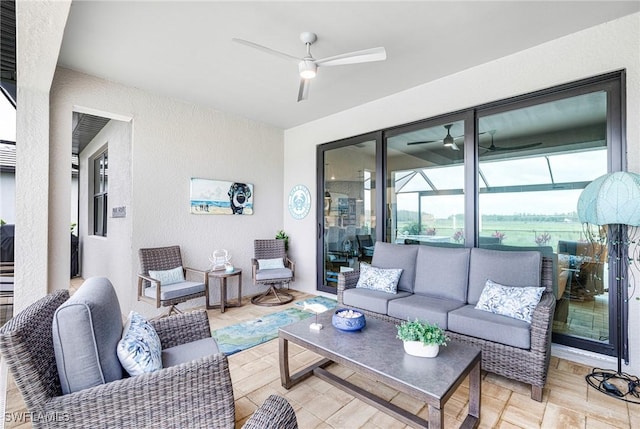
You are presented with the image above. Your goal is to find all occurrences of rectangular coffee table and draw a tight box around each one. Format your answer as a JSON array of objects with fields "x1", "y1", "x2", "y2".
[{"x1": 279, "y1": 311, "x2": 481, "y2": 429}]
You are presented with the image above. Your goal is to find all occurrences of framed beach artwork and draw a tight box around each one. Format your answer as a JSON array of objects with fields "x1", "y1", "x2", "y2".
[{"x1": 190, "y1": 178, "x2": 254, "y2": 215}]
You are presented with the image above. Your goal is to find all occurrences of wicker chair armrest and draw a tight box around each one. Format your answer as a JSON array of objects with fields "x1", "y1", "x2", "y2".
[
  {"x1": 137, "y1": 273, "x2": 160, "y2": 286},
  {"x1": 183, "y1": 266, "x2": 208, "y2": 282},
  {"x1": 44, "y1": 353, "x2": 234, "y2": 429},
  {"x1": 337, "y1": 271, "x2": 360, "y2": 305},
  {"x1": 286, "y1": 258, "x2": 295, "y2": 281},
  {"x1": 242, "y1": 394, "x2": 298, "y2": 429},
  {"x1": 529, "y1": 291, "x2": 556, "y2": 353},
  {"x1": 150, "y1": 309, "x2": 211, "y2": 349}
]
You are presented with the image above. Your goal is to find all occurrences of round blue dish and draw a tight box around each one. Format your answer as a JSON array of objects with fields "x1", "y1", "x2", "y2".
[{"x1": 332, "y1": 308, "x2": 366, "y2": 331}]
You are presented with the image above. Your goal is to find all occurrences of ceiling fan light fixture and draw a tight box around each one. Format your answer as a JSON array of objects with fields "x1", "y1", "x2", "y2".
[
  {"x1": 443, "y1": 136, "x2": 454, "y2": 147},
  {"x1": 299, "y1": 60, "x2": 317, "y2": 79}
]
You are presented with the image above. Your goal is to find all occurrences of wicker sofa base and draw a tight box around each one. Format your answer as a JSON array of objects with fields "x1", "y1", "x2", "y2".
[{"x1": 337, "y1": 255, "x2": 556, "y2": 402}]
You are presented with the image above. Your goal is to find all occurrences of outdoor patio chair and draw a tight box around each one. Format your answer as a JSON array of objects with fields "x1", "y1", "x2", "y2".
[
  {"x1": 251, "y1": 239, "x2": 295, "y2": 306},
  {"x1": 137, "y1": 245, "x2": 208, "y2": 316},
  {"x1": 0, "y1": 277, "x2": 298, "y2": 429}
]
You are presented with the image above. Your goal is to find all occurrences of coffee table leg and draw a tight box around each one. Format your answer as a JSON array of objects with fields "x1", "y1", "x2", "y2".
[
  {"x1": 428, "y1": 405, "x2": 443, "y2": 429},
  {"x1": 237, "y1": 272, "x2": 242, "y2": 306},
  {"x1": 279, "y1": 337, "x2": 291, "y2": 388},
  {"x1": 469, "y1": 359, "x2": 481, "y2": 420}
]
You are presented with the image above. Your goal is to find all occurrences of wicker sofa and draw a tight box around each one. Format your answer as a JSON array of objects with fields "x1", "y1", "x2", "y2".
[
  {"x1": 0, "y1": 279, "x2": 297, "y2": 429},
  {"x1": 337, "y1": 242, "x2": 555, "y2": 402}
]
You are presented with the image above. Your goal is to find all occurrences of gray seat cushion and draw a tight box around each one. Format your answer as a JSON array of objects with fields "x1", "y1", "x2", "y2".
[
  {"x1": 448, "y1": 304, "x2": 532, "y2": 349},
  {"x1": 414, "y1": 246, "x2": 470, "y2": 301},
  {"x1": 161, "y1": 337, "x2": 220, "y2": 368},
  {"x1": 52, "y1": 277, "x2": 124, "y2": 394},
  {"x1": 388, "y1": 295, "x2": 465, "y2": 329},
  {"x1": 467, "y1": 248, "x2": 542, "y2": 305},
  {"x1": 342, "y1": 287, "x2": 411, "y2": 315},
  {"x1": 143, "y1": 281, "x2": 206, "y2": 301},
  {"x1": 371, "y1": 242, "x2": 418, "y2": 293},
  {"x1": 255, "y1": 268, "x2": 293, "y2": 281}
]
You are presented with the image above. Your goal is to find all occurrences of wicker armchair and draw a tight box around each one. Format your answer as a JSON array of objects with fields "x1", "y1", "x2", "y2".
[
  {"x1": 338, "y1": 255, "x2": 555, "y2": 402},
  {"x1": 137, "y1": 245, "x2": 208, "y2": 315},
  {"x1": 0, "y1": 289, "x2": 297, "y2": 429},
  {"x1": 251, "y1": 239, "x2": 295, "y2": 306}
]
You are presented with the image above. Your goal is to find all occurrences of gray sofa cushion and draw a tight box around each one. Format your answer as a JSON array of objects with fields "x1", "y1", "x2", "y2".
[
  {"x1": 467, "y1": 248, "x2": 542, "y2": 305},
  {"x1": 342, "y1": 287, "x2": 411, "y2": 314},
  {"x1": 371, "y1": 242, "x2": 419, "y2": 293},
  {"x1": 387, "y1": 295, "x2": 465, "y2": 329},
  {"x1": 143, "y1": 280, "x2": 206, "y2": 301},
  {"x1": 161, "y1": 337, "x2": 220, "y2": 368},
  {"x1": 414, "y1": 246, "x2": 470, "y2": 301},
  {"x1": 52, "y1": 277, "x2": 124, "y2": 394},
  {"x1": 448, "y1": 304, "x2": 532, "y2": 349}
]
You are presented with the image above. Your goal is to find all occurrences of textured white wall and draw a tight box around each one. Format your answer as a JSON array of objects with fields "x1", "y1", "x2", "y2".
[
  {"x1": 14, "y1": 1, "x2": 72, "y2": 312},
  {"x1": 284, "y1": 14, "x2": 640, "y2": 370},
  {"x1": 50, "y1": 67, "x2": 285, "y2": 318}
]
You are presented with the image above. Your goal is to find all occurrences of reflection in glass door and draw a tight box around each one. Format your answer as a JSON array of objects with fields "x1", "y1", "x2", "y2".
[
  {"x1": 385, "y1": 120, "x2": 466, "y2": 246},
  {"x1": 320, "y1": 140, "x2": 376, "y2": 293},
  {"x1": 477, "y1": 91, "x2": 611, "y2": 352}
]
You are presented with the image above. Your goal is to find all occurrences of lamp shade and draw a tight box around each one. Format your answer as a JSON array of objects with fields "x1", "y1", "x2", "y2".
[{"x1": 577, "y1": 171, "x2": 640, "y2": 226}]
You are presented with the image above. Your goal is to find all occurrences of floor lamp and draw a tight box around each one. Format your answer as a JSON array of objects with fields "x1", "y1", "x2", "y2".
[{"x1": 577, "y1": 171, "x2": 640, "y2": 402}]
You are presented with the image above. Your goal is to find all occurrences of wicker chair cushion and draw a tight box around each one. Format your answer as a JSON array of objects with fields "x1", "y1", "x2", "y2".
[
  {"x1": 117, "y1": 311, "x2": 162, "y2": 376},
  {"x1": 143, "y1": 280, "x2": 205, "y2": 300},
  {"x1": 255, "y1": 268, "x2": 292, "y2": 281},
  {"x1": 388, "y1": 295, "x2": 465, "y2": 330},
  {"x1": 371, "y1": 242, "x2": 418, "y2": 293},
  {"x1": 342, "y1": 288, "x2": 411, "y2": 314},
  {"x1": 467, "y1": 248, "x2": 542, "y2": 305},
  {"x1": 148, "y1": 266, "x2": 184, "y2": 285},
  {"x1": 52, "y1": 277, "x2": 124, "y2": 395},
  {"x1": 258, "y1": 258, "x2": 285, "y2": 270},
  {"x1": 161, "y1": 337, "x2": 220, "y2": 368},
  {"x1": 448, "y1": 304, "x2": 532, "y2": 349},
  {"x1": 414, "y1": 246, "x2": 470, "y2": 301}
]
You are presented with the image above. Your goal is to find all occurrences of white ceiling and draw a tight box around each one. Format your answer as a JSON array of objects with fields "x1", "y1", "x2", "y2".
[{"x1": 58, "y1": 1, "x2": 640, "y2": 129}]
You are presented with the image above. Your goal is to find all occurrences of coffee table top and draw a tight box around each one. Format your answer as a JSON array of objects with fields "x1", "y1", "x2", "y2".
[{"x1": 279, "y1": 310, "x2": 481, "y2": 401}]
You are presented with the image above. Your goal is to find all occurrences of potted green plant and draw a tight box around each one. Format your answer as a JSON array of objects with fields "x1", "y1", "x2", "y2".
[
  {"x1": 396, "y1": 319, "x2": 448, "y2": 357},
  {"x1": 275, "y1": 230, "x2": 289, "y2": 252}
]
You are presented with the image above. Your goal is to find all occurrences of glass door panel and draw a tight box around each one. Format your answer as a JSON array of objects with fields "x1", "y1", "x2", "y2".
[
  {"x1": 321, "y1": 140, "x2": 376, "y2": 292},
  {"x1": 477, "y1": 91, "x2": 610, "y2": 349},
  {"x1": 386, "y1": 120, "x2": 465, "y2": 246}
]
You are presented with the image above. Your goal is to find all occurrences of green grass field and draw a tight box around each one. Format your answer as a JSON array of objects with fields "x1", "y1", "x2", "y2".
[{"x1": 397, "y1": 219, "x2": 587, "y2": 250}]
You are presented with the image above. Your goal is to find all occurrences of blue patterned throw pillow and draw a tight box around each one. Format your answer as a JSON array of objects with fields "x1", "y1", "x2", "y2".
[
  {"x1": 355, "y1": 262, "x2": 403, "y2": 294},
  {"x1": 117, "y1": 311, "x2": 162, "y2": 376},
  {"x1": 475, "y1": 279, "x2": 544, "y2": 323}
]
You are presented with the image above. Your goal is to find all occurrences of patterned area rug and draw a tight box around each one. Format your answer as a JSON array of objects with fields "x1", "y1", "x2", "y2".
[
  {"x1": 212, "y1": 297, "x2": 338, "y2": 355},
  {"x1": 294, "y1": 296, "x2": 338, "y2": 310}
]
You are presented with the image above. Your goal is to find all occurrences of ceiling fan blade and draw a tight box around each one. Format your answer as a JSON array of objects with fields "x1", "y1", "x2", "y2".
[
  {"x1": 297, "y1": 79, "x2": 310, "y2": 102},
  {"x1": 493, "y1": 142, "x2": 543, "y2": 151},
  {"x1": 315, "y1": 47, "x2": 386, "y2": 67},
  {"x1": 407, "y1": 140, "x2": 438, "y2": 146},
  {"x1": 232, "y1": 38, "x2": 300, "y2": 62},
  {"x1": 451, "y1": 142, "x2": 460, "y2": 151}
]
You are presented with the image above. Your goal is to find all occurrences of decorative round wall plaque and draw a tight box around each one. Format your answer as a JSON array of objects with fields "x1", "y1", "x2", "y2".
[{"x1": 288, "y1": 184, "x2": 311, "y2": 219}]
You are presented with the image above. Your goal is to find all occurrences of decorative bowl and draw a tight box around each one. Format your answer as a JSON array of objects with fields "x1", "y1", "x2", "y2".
[{"x1": 332, "y1": 308, "x2": 366, "y2": 332}]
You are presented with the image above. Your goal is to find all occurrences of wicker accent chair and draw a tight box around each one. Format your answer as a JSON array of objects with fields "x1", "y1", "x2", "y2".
[
  {"x1": 0, "y1": 289, "x2": 298, "y2": 429},
  {"x1": 137, "y1": 245, "x2": 208, "y2": 316},
  {"x1": 251, "y1": 239, "x2": 295, "y2": 306}
]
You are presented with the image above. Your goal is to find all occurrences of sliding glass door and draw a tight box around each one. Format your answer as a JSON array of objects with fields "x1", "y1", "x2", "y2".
[
  {"x1": 316, "y1": 71, "x2": 625, "y2": 357},
  {"x1": 317, "y1": 134, "x2": 379, "y2": 293}
]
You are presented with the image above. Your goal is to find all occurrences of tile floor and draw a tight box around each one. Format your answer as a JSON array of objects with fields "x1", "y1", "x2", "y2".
[{"x1": 4, "y1": 288, "x2": 640, "y2": 429}]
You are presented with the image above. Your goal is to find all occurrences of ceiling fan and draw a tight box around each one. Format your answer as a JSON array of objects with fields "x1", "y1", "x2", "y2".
[
  {"x1": 232, "y1": 32, "x2": 386, "y2": 102},
  {"x1": 407, "y1": 124, "x2": 462, "y2": 151},
  {"x1": 480, "y1": 130, "x2": 542, "y2": 152}
]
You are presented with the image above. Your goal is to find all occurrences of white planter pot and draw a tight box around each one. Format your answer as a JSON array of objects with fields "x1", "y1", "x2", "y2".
[{"x1": 403, "y1": 341, "x2": 439, "y2": 358}]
